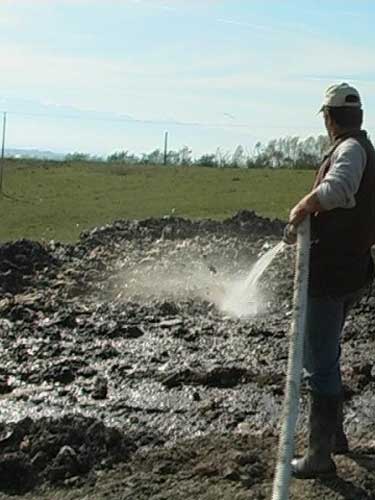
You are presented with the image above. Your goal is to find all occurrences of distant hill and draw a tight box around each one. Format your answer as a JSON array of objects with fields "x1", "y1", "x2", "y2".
[{"x1": 6, "y1": 148, "x2": 65, "y2": 160}]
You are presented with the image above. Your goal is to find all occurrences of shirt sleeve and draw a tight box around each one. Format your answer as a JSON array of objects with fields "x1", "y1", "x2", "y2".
[{"x1": 315, "y1": 138, "x2": 367, "y2": 210}]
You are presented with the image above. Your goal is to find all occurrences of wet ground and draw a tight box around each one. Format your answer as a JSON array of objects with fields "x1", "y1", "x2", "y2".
[{"x1": 0, "y1": 211, "x2": 375, "y2": 500}]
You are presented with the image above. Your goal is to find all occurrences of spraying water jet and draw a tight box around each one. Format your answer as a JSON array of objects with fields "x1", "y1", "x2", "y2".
[{"x1": 219, "y1": 240, "x2": 285, "y2": 317}]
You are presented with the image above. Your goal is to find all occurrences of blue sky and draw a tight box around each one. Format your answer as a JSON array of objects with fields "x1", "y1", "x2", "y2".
[{"x1": 1, "y1": 0, "x2": 375, "y2": 157}]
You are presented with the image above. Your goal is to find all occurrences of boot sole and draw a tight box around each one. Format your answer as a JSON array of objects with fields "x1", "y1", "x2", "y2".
[
  {"x1": 332, "y1": 441, "x2": 349, "y2": 455},
  {"x1": 333, "y1": 448, "x2": 349, "y2": 455}
]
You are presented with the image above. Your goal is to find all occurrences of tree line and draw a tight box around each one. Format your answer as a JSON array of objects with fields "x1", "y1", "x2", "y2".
[{"x1": 65, "y1": 135, "x2": 330, "y2": 169}]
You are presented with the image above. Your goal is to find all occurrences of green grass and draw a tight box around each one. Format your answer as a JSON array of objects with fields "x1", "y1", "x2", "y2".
[{"x1": 0, "y1": 159, "x2": 314, "y2": 242}]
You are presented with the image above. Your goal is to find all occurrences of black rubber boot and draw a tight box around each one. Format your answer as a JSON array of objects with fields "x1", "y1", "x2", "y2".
[
  {"x1": 332, "y1": 397, "x2": 349, "y2": 455},
  {"x1": 292, "y1": 392, "x2": 338, "y2": 479}
]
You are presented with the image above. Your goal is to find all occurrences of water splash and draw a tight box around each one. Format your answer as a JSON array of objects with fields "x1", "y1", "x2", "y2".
[
  {"x1": 113, "y1": 237, "x2": 285, "y2": 319},
  {"x1": 219, "y1": 241, "x2": 285, "y2": 317}
]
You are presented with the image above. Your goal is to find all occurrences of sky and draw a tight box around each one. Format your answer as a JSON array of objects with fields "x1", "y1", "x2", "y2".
[{"x1": 1, "y1": 0, "x2": 375, "y2": 157}]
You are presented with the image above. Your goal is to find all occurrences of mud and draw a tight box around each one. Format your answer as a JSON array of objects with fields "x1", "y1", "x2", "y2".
[{"x1": 0, "y1": 211, "x2": 375, "y2": 500}]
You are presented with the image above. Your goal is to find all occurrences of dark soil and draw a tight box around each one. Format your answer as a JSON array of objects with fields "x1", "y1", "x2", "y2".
[{"x1": 0, "y1": 211, "x2": 375, "y2": 500}]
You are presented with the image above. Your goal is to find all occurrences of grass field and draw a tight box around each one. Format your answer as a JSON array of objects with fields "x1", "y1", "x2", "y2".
[{"x1": 0, "y1": 159, "x2": 314, "y2": 242}]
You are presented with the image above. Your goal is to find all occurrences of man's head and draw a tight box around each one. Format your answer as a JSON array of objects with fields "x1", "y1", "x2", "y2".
[{"x1": 320, "y1": 83, "x2": 363, "y2": 139}]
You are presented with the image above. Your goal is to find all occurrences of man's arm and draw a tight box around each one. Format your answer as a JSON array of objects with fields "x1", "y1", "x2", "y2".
[
  {"x1": 315, "y1": 139, "x2": 366, "y2": 211},
  {"x1": 289, "y1": 190, "x2": 324, "y2": 226},
  {"x1": 289, "y1": 138, "x2": 367, "y2": 227}
]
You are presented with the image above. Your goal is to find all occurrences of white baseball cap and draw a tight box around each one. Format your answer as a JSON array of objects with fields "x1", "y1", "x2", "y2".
[{"x1": 320, "y1": 83, "x2": 362, "y2": 112}]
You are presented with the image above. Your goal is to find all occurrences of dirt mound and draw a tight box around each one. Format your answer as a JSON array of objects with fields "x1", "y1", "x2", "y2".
[
  {"x1": 0, "y1": 415, "x2": 135, "y2": 494},
  {"x1": 0, "y1": 212, "x2": 374, "y2": 499},
  {"x1": 15, "y1": 431, "x2": 374, "y2": 499},
  {"x1": 78, "y1": 210, "x2": 284, "y2": 249}
]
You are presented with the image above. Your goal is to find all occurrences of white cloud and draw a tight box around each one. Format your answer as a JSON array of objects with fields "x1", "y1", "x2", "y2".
[{"x1": 2, "y1": 27, "x2": 374, "y2": 126}]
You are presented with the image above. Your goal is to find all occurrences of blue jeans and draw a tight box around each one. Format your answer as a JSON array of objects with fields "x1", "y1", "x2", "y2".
[{"x1": 303, "y1": 287, "x2": 367, "y2": 396}]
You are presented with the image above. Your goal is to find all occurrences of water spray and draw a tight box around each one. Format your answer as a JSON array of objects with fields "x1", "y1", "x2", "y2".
[
  {"x1": 219, "y1": 240, "x2": 285, "y2": 317},
  {"x1": 271, "y1": 216, "x2": 311, "y2": 500}
]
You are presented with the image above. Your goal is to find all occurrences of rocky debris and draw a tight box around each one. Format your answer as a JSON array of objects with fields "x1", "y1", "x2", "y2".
[
  {"x1": 0, "y1": 375, "x2": 13, "y2": 394},
  {"x1": 226, "y1": 209, "x2": 284, "y2": 235},
  {"x1": 92, "y1": 376, "x2": 108, "y2": 400},
  {"x1": 0, "y1": 239, "x2": 58, "y2": 294},
  {"x1": 89, "y1": 319, "x2": 145, "y2": 339},
  {"x1": 117, "y1": 432, "x2": 275, "y2": 500},
  {"x1": 161, "y1": 366, "x2": 251, "y2": 389},
  {"x1": 158, "y1": 300, "x2": 180, "y2": 316},
  {"x1": 0, "y1": 415, "x2": 136, "y2": 493},
  {"x1": 0, "y1": 452, "x2": 35, "y2": 494},
  {"x1": 43, "y1": 361, "x2": 78, "y2": 385},
  {"x1": 350, "y1": 361, "x2": 375, "y2": 391},
  {"x1": 121, "y1": 324, "x2": 145, "y2": 338}
]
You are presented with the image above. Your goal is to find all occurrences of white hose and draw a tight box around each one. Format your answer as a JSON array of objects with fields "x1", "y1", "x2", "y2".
[{"x1": 271, "y1": 216, "x2": 311, "y2": 500}]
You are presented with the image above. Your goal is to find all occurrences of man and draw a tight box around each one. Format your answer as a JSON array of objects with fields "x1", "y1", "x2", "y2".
[{"x1": 286, "y1": 83, "x2": 375, "y2": 479}]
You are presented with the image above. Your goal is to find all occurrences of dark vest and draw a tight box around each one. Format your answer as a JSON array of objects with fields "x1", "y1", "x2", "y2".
[{"x1": 309, "y1": 130, "x2": 375, "y2": 296}]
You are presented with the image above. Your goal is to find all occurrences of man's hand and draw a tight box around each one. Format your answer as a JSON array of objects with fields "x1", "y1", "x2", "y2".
[
  {"x1": 289, "y1": 201, "x2": 309, "y2": 227},
  {"x1": 283, "y1": 223, "x2": 297, "y2": 245}
]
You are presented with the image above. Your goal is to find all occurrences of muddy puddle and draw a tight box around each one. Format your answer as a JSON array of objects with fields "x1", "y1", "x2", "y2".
[{"x1": 0, "y1": 211, "x2": 375, "y2": 499}]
